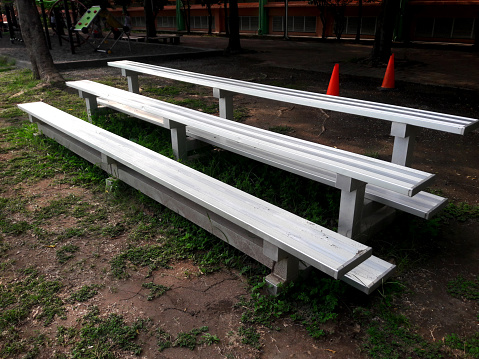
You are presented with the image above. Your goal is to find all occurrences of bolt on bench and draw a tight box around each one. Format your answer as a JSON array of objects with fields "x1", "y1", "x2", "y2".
[
  {"x1": 108, "y1": 60, "x2": 479, "y2": 167},
  {"x1": 18, "y1": 101, "x2": 396, "y2": 294},
  {"x1": 67, "y1": 80, "x2": 443, "y2": 240}
]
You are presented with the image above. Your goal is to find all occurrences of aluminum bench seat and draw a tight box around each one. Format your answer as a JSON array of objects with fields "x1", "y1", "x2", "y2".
[
  {"x1": 108, "y1": 60, "x2": 479, "y2": 167},
  {"x1": 18, "y1": 101, "x2": 395, "y2": 294},
  {"x1": 67, "y1": 80, "x2": 444, "y2": 240}
]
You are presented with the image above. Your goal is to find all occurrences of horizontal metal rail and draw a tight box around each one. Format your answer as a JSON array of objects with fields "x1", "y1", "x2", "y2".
[
  {"x1": 108, "y1": 60, "x2": 479, "y2": 135},
  {"x1": 67, "y1": 80, "x2": 436, "y2": 198}
]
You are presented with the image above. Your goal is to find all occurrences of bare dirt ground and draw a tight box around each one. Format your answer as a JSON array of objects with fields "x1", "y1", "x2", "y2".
[{"x1": 2, "y1": 46, "x2": 479, "y2": 358}]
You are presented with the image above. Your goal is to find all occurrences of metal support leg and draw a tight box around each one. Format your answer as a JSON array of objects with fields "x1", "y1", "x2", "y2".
[
  {"x1": 78, "y1": 91, "x2": 98, "y2": 123},
  {"x1": 263, "y1": 241, "x2": 299, "y2": 295},
  {"x1": 168, "y1": 120, "x2": 188, "y2": 160},
  {"x1": 28, "y1": 115, "x2": 39, "y2": 124},
  {"x1": 390, "y1": 122, "x2": 419, "y2": 167},
  {"x1": 121, "y1": 69, "x2": 140, "y2": 94},
  {"x1": 213, "y1": 88, "x2": 234, "y2": 120},
  {"x1": 101, "y1": 153, "x2": 118, "y2": 177},
  {"x1": 336, "y1": 174, "x2": 367, "y2": 239}
]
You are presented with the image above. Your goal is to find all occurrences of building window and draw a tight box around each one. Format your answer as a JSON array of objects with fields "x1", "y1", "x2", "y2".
[
  {"x1": 272, "y1": 16, "x2": 316, "y2": 33},
  {"x1": 344, "y1": 17, "x2": 377, "y2": 35},
  {"x1": 191, "y1": 16, "x2": 213, "y2": 29},
  {"x1": 131, "y1": 16, "x2": 146, "y2": 27},
  {"x1": 240, "y1": 16, "x2": 259, "y2": 31},
  {"x1": 415, "y1": 18, "x2": 475, "y2": 39},
  {"x1": 158, "y1": 16, "x2": 176, "y2": 28},
  {"x1": 452, "y1": 18, "x2": 475, "y2": 38}
]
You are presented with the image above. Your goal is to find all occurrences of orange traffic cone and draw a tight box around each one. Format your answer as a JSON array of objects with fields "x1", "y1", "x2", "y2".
[
  {"x1": 381, "y1": 54, "x2": 395, "y2": 89},
  {"x1": 326, "y1": 64, "x2": 339, "y2": 96}
]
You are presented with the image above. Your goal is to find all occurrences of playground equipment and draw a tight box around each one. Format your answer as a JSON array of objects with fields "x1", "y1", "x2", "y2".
[
  {"x1": 47, "y1": 0, "x2": 87, "y2": 53},
  {"x1": 73, "y1": 6, "x2": 131, "y2": 53}
]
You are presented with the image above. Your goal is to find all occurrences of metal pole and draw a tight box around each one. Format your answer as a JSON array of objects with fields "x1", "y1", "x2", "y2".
[
  {"x1": 39, "y1": 0, "x2": 52, "y2": 49},
  {"x1": 62, "y1": 0, "x2": 75, "y2": 54}
]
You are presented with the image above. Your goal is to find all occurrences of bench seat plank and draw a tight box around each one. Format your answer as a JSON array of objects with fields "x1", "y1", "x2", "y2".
[
  {"x1": 108, "y1": 60, "x2": 479, "y2": 135},
  {"x1": 18, "y1": 101, "x2": 377, "y2": 281},
  {"x1": 67, "y1": 80, "x2": 436, "y2": 198}
]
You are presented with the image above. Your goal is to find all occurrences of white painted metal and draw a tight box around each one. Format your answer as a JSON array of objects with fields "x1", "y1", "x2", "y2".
[
  {"x1": 66, "y1": 80, "x2": 436, "y2": 198},
  {"x1": 342, "y1": 255, "x2": 396, "y2": 294},
  {"x1": 108, "y1": 60, "x2": 479, "y2": 134},
  {"x1": 18, "y1": 101, "x2": 376, "y2": 281}
]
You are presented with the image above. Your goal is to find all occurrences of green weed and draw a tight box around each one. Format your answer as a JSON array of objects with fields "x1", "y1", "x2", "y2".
[
  {"x1": 157, "y1": 326, "x2": 217, "y2": 352},
  {"x1": 354, "y1": 288, "x2": 444, "y2": 359},
  {"x1": 441, "y1": 202, "x2": 479, "y2": 222},
  {"x1": 447, "y1": 275, "x2": 479, "y2": 301},
  {"x1": 0, "y1": 56, "x2": 16, "y2": 68},
  {"x1": 143, "y1": 85, "x2": 181, "y2": 97},
  {"x1": 141, "y1": 282, "x2": 170, "y2": 300},
  {"x1": 57, "y1": 306, "x2": 148, "y2": 357},
  {"x1": 0, "y1": 268, "x2": 65, "y2": 330},
  {"x1": 56, "y1": 244, "x2": 80, "y2": 264},
  {"x1": 168, "y1": 98, "x2": 217, "y2": 114},
  {"x1": 239, "y1": 274, "x2": 344, "y2": 339},
  {"x1": 110, "y1": 244, "x2": 171, "y2": 279},
  {"x1": 233, "y1": 107, "x2": 249, "y2": 122},
  {"x1": 68, "y1": 285, "x2": 101, "y2": 303},
  {"x1": 445, "y1": 333, "x2": 479, "y2": 358},
  {"x1": 238, "y1": 326, "x2": 261, "y2": 349},
  {"x1": 268, "y1": 125, "x2": 294, "y2": 134}
]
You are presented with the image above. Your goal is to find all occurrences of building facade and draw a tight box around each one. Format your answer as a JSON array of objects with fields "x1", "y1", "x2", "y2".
[{"x1": 110, "y1": 0, "x2": 479, "y2": 44}]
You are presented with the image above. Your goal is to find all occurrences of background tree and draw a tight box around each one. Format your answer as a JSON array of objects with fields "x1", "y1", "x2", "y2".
[
  {"x1": 180, "y1": 0, "x2": 191, "y2": 33},
  {"x1": 15, "y1": 0, "x2": 64, "y2": 83},
  {"x1": 371, "y1": 0, "x2": 399, "y2": 64},
  {"x1": 226, "y1": 0, "x2": 240, "y2": 53},
  {"x1": 144, "y1": 0, "x2": 168, "y2": 38},
  {"x1": 355, "y1": 0, "x2": 362, "y2": 41},
  {"x1": 330, "y1": 0, "x2": 352, "y2": 40},
  {"x1": 308, "y1": 0, "x2": 328, "y2": 38},
  {"x1": 113, "y1": 0, "x2": 131, "y2": 15},
  {"x1": 200, "y1": 0, "x2": 216, "y2": 35}
]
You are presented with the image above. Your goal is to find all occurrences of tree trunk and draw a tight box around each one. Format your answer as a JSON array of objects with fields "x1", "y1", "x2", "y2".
[
  {"x1": 16, "y1": 0, "x2": 63, "y2": 84},
  {"x1": 226, "y1": 0, "x2": 241, "y2": 53},
  {"x1": 319, "y1": 9, "x2": 326, "y2": 39},
  {"x1": 355, "y1": 0, "x2": 362, "y2": 42},
  {"x1": 223, "y1": 0, "x2": 229, "y2": 35},
  {"x1": 371, "y1": 0, "x2": 399, "y2": 65},
  {"x1": 144, "y1": 0, "x2": 157, "y2": 38},
  {"x1": 207, "y1": 3, "x2": 212, "y2": 35}
]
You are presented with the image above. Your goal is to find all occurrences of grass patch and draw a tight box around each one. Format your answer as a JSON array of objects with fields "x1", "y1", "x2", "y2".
[
  {"x1": 141, "y1": 282, "x2": 170, "y2": 301},
  {"x1": 447, "y1": 275, "x2": 479, "y2": 301},
  {"x1": 354, "y1": 287, "x2": 445, "y2": 359},
  {"x1": 157, "y1": 326, "x2": 218, "y2": 352},
  {"x1": 233, "y1": 107, "x2": 249, "y2": 122},
  {"x1": 268, "y1": 125, "x2": 294, "y2": 134},
  {"x1": 238, "y1": 325, "x2": 261, "y2": 349},
  {"x1": 444, "y1": 333, "x2": 479, "y2": 358},
  {"x1": 0, "y1": 268, "x2": 65, "y2": 330},
  {"x1": 68, "y1": 285, "x2": 101, "y2": 303},
  {"x1": 57, "y1": 306, "x2": 148, "y2": 357},
  {"x1": 239, "y1": 275, "x2": 344, "y2": 338},
  {"x1": 56, "y1": 244, "x2": 80, "y2": 264}
]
